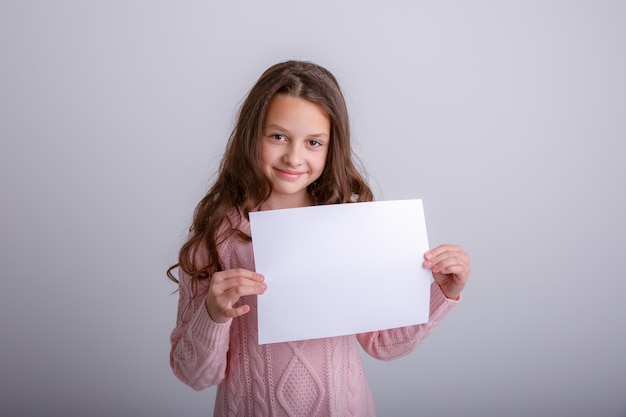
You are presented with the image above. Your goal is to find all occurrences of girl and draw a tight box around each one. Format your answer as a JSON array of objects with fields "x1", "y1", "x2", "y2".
[{"x1": 168, "y1": 60, "x2": 470, "y2": 417}]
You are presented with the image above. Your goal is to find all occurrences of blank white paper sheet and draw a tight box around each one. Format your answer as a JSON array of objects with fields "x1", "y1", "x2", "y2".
[{"x1": 249, "y1": 199, "x2": 431, "y2": 345}]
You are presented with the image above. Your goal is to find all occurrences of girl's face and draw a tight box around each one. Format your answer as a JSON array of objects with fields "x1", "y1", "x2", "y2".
[{"x1": 260, "y1": 95, "x2": 330, "y2": 210}]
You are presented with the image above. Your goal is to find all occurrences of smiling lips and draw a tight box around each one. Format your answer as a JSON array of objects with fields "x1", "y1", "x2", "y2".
[{"x1": 275, "y1": 168, "x2": 305, "y2": 180}]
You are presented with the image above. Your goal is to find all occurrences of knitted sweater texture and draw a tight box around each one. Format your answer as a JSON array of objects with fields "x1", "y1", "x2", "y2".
[{"x1": 170, "y1": 214, "x2": 458, "y2": 416}]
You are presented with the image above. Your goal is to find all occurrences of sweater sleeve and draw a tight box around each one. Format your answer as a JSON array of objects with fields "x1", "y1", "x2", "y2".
[
  {"x1": 169, "y1": 269, "x2": 232, "y2": 391},
  {"x1": 357, "y1": 282, "x2": 459, "y2": 361}
]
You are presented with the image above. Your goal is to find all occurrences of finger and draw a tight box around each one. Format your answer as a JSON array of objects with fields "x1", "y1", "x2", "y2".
[
  {"x1": 211, "y1": 270, "x2": 265, "y2": 294},
  {"x1": 215, "y1": 276, "x2": 266, "y2": 293},
  {"x1": 209, "y1": 270, "x2": 266, "y2": 305},
  {"x1": 226, "y1": 303, "x2": 252, "y2": 319},
  {"x1": 215, "y1": 268, "x2": 264, "y2": 283},
  {"x1": 210, "y1": 302, "x2": 251, "y2": 322},
  {"x1": 435, "y1": 264, "x2": 469, "y2": 280},
  {"x1": 425, "y1": 244, "x2": 464, "y2": 260},
  {"x1": 221, "y1": 282, "x2": 267, "y2": 299},
  {"x1": 208, "y1": 281, "x2": 267, "y2": 322},
  {"x1": 430, "y1": 254, "x2": 469, "y2": 274},
  {"x1": 211, "y1": 282, "x2": 266, "y2": 314},
  {"x1": 424, "y1": 252, "x2": 468, "y2": 272},
  {"x1": 425, "y1": 247, "x2": 468, "y2": 266},
  {"x1": 430, "y1": 261, "x2": 470, "y2": 284}
]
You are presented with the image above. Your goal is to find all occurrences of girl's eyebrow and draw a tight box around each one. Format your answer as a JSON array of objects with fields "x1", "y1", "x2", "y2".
[
  {"x1": 264, "y1": 123, "x2": 329, "y2": 138},
  {"x1": 264, "y1": 123, "x2": 288, "y2": 132}
]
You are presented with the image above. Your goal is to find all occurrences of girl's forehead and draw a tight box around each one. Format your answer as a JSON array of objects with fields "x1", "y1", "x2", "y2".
[
  {"x1": 256, "y1": 95, "x2": 335, "y2": 144},
  {"x1": 266, "y1": 95, "x2": 329, "y2": 119}
]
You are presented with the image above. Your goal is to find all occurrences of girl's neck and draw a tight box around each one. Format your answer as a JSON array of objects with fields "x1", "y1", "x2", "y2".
[{"x1": 259, "y1": 192, "x2": 315, "y2": 211}]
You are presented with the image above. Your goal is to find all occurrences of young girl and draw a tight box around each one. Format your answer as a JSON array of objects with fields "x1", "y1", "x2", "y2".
[{"x1": 168, "y1": 60, "x2": 470, "y2": 417}]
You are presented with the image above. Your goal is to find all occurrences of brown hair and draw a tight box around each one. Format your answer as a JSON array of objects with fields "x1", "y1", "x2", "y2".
[{"x1": 167, "y1": 60, "x2": 373, "y2": 284}]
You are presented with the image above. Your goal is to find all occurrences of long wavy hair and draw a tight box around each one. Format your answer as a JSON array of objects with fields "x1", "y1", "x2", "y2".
[{"x1": 167, "y1": 60, "x2": 373, "y2": 284}]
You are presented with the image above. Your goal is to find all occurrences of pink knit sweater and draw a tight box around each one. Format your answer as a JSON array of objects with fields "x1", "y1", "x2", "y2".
[{"x1": 170, "y1": 214, "x2": 458, "y2": 416}]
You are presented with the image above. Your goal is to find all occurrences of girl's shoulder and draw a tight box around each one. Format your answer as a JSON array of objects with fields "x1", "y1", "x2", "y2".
[
  {"x1": 215, "y1": 207, "x2": 251, "y2": 250},
  {"x1": 221, "y1": 207, "x2": 250, "y2": 234},
  {"x1": 216, "y1": 208, "x2": 253, "y2": 268}
]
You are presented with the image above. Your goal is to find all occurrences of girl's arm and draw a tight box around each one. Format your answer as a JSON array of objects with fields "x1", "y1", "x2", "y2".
[
  {"x1": 169, "y1": 270, "x2": 232, "y2": 390},
  {"x1": 356, "y1": 282, "x2": 458, "y2": 360}
]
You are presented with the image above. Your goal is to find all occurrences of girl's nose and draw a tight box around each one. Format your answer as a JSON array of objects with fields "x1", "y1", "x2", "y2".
[{"x1": 282, "y1": 143, "x2": 303, "y2": 166}]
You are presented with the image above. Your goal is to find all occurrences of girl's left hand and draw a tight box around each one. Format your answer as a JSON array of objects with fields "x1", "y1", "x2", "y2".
[{"x1": 423, "y1": 244, "x2": 470, "y2": 300}]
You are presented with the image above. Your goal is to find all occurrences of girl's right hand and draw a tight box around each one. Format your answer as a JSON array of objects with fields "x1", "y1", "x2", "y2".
[{"x1": 205, "y1": 268, "x2": 267, "y2": 323}]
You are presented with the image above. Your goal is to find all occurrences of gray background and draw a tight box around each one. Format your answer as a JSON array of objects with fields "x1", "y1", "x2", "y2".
[{"x1": 1, "y1": 1, "x2": 624, "y2": 416}]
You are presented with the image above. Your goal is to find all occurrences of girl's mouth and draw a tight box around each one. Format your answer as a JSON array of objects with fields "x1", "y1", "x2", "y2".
[{"x1": 275, "y1": 168, "x2": 304, "y2": 180}]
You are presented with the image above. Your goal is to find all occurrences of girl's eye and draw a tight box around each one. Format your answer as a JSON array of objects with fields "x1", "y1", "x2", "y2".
[
  {"x1": 272, "y1": 134, "x2": 286, "y2": 141},
  {"x1": 308, "y1": 140, "x2": 321, "y2": 147}
]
